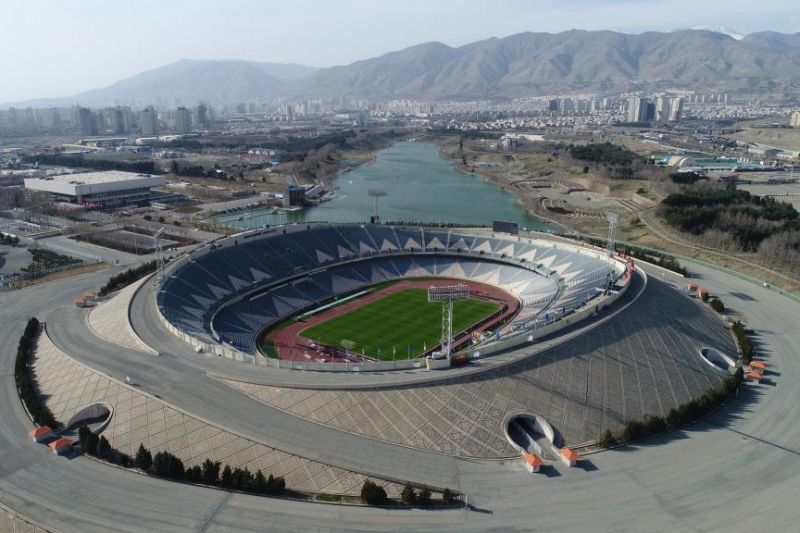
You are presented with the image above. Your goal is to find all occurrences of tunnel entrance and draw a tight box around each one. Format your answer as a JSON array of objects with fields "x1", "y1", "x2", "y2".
[{"x1": 505, "y1": 414, "x2": 561, "y2": 461}]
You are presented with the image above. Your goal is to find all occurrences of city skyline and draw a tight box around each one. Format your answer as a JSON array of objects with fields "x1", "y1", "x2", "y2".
[{"x1": 1, "y1": 0, "x2": 799, "y2": 104}]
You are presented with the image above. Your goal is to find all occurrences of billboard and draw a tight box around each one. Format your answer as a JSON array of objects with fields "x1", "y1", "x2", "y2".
[{"x1": 492, "y1": 220, "x2": 519, "y2": 235}]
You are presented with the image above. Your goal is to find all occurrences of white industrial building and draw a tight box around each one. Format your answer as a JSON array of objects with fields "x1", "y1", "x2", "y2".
[{"x1": 24, "y1": 171, "x2": 166, "y2": 208}]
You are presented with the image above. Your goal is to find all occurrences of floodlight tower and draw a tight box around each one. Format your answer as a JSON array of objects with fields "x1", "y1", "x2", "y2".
[
  {"x1": 368, "y1": 189, "x2": 387, "y2": 223},
  {"x1": 154, "y1": 226, "x2": 166, "y2": 286},
  {"x1": 427, "y1": 284, "x2": 470, "y2": 358},
  {"x1": 605, "y1": 212, "x2": 618, "y2": 257}
]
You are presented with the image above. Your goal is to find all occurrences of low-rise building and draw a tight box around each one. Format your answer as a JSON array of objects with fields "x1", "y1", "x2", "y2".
[{"x1": 24, "y1": 170, "x2": 166, "y2": 209}]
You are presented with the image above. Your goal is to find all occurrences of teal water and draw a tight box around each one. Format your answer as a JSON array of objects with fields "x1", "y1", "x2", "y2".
[{"x1": 217, "y1": 141, "x2": 549, "y2": 230}]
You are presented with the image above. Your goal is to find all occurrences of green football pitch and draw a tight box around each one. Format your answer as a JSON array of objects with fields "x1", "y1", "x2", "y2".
[{"x1": 299, "y1": 288, "x2": 499, "y2": 360}]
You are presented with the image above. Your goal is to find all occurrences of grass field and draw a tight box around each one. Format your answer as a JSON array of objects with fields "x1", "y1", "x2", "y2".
[{"x1": 299, "y1": 288, "x2": 499, "y2": 360}]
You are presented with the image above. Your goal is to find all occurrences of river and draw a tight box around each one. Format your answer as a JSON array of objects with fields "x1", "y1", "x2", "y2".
[{"x1": 216, "y1": 141, "x2": 549, "y2": 230}]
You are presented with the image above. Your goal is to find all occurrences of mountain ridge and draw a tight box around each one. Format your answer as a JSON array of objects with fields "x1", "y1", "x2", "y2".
[{"x1": 5, "y1": 28, "x2": 800, "y2": 108}]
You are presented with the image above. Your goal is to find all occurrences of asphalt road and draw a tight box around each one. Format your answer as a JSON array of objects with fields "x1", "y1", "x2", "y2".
[{"x1": 0, "y1": 259, "x2": 799, "y2": 532}]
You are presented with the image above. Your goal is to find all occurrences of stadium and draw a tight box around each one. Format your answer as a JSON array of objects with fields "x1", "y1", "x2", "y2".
[
  {"x1": 8, "y1": 219, "x2": 778, "y2": 533},
  {"x1": 157, "y1": 224, "x2": 625, "y2": 367},
  {"x1": 147, "y1": 223, "x2": 736, "y2": 456}
]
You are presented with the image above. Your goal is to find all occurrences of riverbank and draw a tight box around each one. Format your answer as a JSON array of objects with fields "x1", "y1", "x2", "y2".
[
  {"x1": 426, "y1": 134, "x2": 800, "y2": 293},
  {"x1": 428, "y1": 134, "x2": 571, "y2": 230}
]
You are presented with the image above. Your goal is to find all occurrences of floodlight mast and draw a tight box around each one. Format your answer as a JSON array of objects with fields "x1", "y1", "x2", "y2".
[
  {"x1": 368, "y1": 189, "x2": 387, "y2": 223},
  {"x1": 605, "y1": 212, "x2": 618, "y2": 257},
  {"x1": 154, "y1": 226, "x2": 166, "y2": 286},
  {"x1": 427, "y1": 284, "x2": 470, "y2": 358}
]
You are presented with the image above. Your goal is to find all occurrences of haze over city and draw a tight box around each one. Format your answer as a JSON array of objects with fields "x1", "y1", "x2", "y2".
[{"x1": 2, "y1": 0, "x2": 800, "y2": 103}]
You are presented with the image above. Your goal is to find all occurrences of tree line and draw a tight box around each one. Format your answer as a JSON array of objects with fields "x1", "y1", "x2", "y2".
[
  {"x1": 77, "y1": 427, "x2": 289, "y2": 496},
  {"x1": 568, "y1": 142, "x2": 640, "y2": 166},
  {"x1": 659, "y1": 188, "x2": 799, "y2": 252},
  {"x1": 23, "y1": 154, "x2": 157, "y2": 174},
  {"x1": 599, "y1": 367, "x2": 744, "y2": 447},
  {"x1": 565, "y1": 234, "x2": 687, "y2": 276},
  {"x1": 0, "y1": 232, "x2": 20, "y2": 246},
  {"x1": 14, "y1": 317, "x2": 58, "y2": 428},
  {"x1": 98, "y1": 261, "x2": 157, "y2": 296}
]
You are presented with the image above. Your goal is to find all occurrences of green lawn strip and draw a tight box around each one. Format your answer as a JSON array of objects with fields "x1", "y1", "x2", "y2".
[{"x1": 300, "y1": 288, "x2": 497, "y2": 360}]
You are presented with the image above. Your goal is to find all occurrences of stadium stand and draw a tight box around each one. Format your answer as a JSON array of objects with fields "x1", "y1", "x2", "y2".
[{"x1": 158, "y1": 224, "x2": 622, "y2": 354}]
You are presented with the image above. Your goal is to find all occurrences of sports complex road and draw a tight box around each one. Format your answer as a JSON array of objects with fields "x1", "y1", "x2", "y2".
[{"x1": 1, "y1": 259, "x2": 800, "y2": 532}]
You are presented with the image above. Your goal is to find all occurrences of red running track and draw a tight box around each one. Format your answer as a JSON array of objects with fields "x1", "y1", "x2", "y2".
[{"x1": 264, "y1": 279, "x2": 519, "y2": 363}]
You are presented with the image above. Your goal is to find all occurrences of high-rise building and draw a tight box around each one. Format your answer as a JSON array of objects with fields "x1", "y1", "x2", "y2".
[
  {"x1": 174, "y1": 106, "x2": 191, "y2": 134},
  {"x1": 644, "y1": 102, "x2": 656, "y2": 122},
  {"x1": 76, "y1": 106, "x2": 96, "y2": 135},
  {"x1": 655, "y1": 97, "x2": 670, "y2": 123},
  {"x1": 111, "y1": 107, "x2": 131, "y2": 134},
  {"x1": 627, "y1": 97, "x2": 649, "y2": 123},
  {"x1": 195, "y1": 103, "x2": 209, "y2": 127},
  {"x1": 655, "y1": 96, "x2": 683, "y2": 122},
  {"x1": 139, "y1": 106, "x2": 159, "y2": 135},
  {"x1": 668, "y1": 97, "x2": 683, "y2": 122},
  {"x1": 789, "y1": 111, "x2": 800, "y2": 128}
]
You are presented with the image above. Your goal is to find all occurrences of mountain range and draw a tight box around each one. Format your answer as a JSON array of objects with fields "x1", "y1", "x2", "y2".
[{"x1": 5, "y1": 29, "x2": 800, "y2": 108}]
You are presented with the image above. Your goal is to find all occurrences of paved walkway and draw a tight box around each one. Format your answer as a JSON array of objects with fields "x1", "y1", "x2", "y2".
[
  {"x1": 33, "y1": 327, "x2": 401, "y2": 497},
  {"x1": 221, "y1": 276, "x2": 732, "y2": 456},
  {"x1": 0, "y1": 255, "x2": 799, "y2": 531}
]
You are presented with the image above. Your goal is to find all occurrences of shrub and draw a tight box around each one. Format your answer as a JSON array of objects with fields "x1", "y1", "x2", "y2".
[
  {"x1": 152, "y1": 451, "x2": 184, "y2": 480},
  {"x1": 400, "y1": 483, "x2": 416, "y2": 505},
  {"x1": 731, "y1": 321, "x2": 753, "y2": 362},
  {"x1": 360, "y1": 480, "x2": 388, "y2": 505},
  {"x1": 622, "y1": 420, "x2": 646, "y2": 442},
  {"x1": 666, "y1": 408, "x2": 684, "y2": 427},
  {"x1": 700, "y1": 291, "x2": 710, "y2": 303},
  {"x1": 135, "y1": 443, "x2": 153, "y2": 471},
  {"x1": 642, "y1": 415, "x2": 666, "y2": 435},
  {"x1": 417, "y1": 487, "x2": 432, "y2": 507},
  {"x1": 442, "y1": 488, "x2": 458, "y2": 505},
  {"x1": 710, "y1": 298, "x2": 725, "y2": 313},
  {"x1": 598, "y1": 429, "x2": 618, "y2": 448},
  {"x1": 232, "y1": 467, "x2": 253, "y2": 490},
  {"x1": 186, "y1": 465, "x2": 203, "y2": 483}
]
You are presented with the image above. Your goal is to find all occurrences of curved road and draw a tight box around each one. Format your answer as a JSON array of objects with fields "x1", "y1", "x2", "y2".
[{"x1": 0, "y1": 259, "x2": 798, "y2": 532}]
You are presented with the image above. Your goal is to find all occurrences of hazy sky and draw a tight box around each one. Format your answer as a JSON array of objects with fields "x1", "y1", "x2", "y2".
[{"x1": 1, "y1": 0, "x2": 799, "y2": 104}]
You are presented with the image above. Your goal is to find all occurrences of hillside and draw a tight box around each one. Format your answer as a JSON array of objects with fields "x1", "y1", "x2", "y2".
[
  {"x1": 5, "y1": 29, "x2": 800, "y2": 108},
  {"x1": 2, "y1": 59, "x2": 319, "y2": 108},
  {"x1": 289, "y1": 29, "x2": 800, "y2": 100}
]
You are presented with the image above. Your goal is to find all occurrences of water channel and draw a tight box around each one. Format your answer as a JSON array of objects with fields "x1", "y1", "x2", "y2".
[{"x1": 216, "y1": 141, "x2": 550, "y2": 230}]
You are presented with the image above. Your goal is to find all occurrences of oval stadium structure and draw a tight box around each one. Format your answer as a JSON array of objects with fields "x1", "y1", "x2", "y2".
[{"x1": 157, "y1": 223, "x2": 624, "y2": 365}]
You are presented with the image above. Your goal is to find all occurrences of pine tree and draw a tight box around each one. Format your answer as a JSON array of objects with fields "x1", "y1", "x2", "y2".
[
  {"x1": 96, "y1": 436, "x2": 111, "y2": 460},
  {"x1": 221, "y1": 465, "x2": 233, "y2": 487},
  {"x1": 202, "y1": 459, "x2": 220, "y2": 485},
  {"x1": 135, "y1": 444, "x2": 152, "y2": 471},
  {"x1": 253, "y1": 471, "x2": 267, "y2": 493}
]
